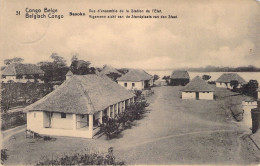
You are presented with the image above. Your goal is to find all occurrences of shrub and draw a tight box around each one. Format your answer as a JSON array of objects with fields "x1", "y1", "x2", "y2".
[
  {"x1": 36, "y1": 147, "x2": 125, "y2": 165},
  {"x1": 99, "y1": 118, "x2": 120, "y2": 139},
  {"x1": 1, "y1": 149, "x2": 8, "y2": 164}
]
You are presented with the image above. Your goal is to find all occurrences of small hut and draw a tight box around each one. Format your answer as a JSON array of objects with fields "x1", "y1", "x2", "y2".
[
  {"x1": 216, "y1": 73, "x2": 246, "y2": 89},
  {"x1": 170, "y1": 71, "x2": 190, "y2": 86},
  {"x1": 182, "y1": 76, "x2": 215, "y2": 100}
]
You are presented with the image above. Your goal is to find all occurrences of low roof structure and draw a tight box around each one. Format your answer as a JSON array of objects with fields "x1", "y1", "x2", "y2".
[
  {"x1": 100, "y1": 65, "x2": 122, "y2": 75},
  {"x1": 117, "y1": 69, "x2": 153, "y2": 82},
  {"x1": 2, "y1": 63, "x2": 44, "y2": 76},
  {"x1": 170, "y1": 71, "x2": 190, "y2": 79},
  {"x1": 182, "y1": 76, "x2": 215, "y2": 92},
  {"x1": 216, "y1": 73, "x2": 246, "y2": 83},
  {"x1": 24, "y1": 74, "x2": 135, "y2": 114}
]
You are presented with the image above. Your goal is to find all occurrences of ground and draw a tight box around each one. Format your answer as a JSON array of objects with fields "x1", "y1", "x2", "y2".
[{"x1": 2, "y1": 86, "x2": 260, "y2": 165}]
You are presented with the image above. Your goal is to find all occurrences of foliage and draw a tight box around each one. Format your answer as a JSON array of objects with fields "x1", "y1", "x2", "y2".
[
  {"x1": 162, "y1": 75, "x2": 170, "y2": 85},
  {"x1": 36, "y1": 147, "x2": 125, "y2": 165},
  {"x1": 230, "y1": 80, "x2": 239, "y2": 90},
  {"x1": 202, "y1": 74, "x2": 211, "y2": 81},
  {"x1": 106, "y1": 73, "x2": 121, "y2": 81},
  {"x1": 99, "y1": 117, "x2": 120, "y2": 139},
  {"x1": 1, "y1": 149, "x2": 8, "y2": 164},
  {"x1": 37, "y1": 53, "x2": 69, "y2": 83},
  {"x1": 153, "y1": 74, "x2": 160, "y2": 81},
  {"x1": 4, "y1": 57, "x2": 24, "y2": 65},
  {"x1": 70, "y1": 60, "x2": 95, "y2": 75},
  {"x1": 241, "y1": 80, "x2": 259, "y2": 98},
  {"x1": 1, "y1": 82, "x2": 53, "y2": 111},
  {"x1": 117, "y1": 68, "x2": 129, "y2": 75}
]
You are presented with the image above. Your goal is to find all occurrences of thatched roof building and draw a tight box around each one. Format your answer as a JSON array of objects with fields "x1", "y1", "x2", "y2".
[
  {"x1": 117, "y1": 69, "x2": 152, "y2": 82},
  {"x1": 216, "y1": 73, "x2": 246, "y2": 84},
  {"x1": 2, "y1": 63, "x2": 44, "y2": 76},
  {"x1": 182, "y1": 76, "x2": 215, "y2": 92},
  {"x1": 25, "y1": 74, "x2": 134, "y2": 115}
]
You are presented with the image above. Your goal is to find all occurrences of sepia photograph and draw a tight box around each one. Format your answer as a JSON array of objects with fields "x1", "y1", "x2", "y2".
[{"x1": 0, "y1": 0, "x2": 260, "y2": 165}]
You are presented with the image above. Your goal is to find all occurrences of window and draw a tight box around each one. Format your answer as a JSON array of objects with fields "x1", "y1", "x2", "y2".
[
  {"x1": 2, "y1": 75, "x2": 6, "y2": 79},
  {"x1": 61, "y1": 113, "x2": 66, "y2": 118},
  {"x1": 132, "y1": 83, "x2": 135, "y2": 87},
  {"x1": 34, "y1": 113, "x2": 36, "y2": 118},
  {"x1": 82, "y1": 115, "x2": 85, "y2": 118},
  {"x1": 124, "y1": 83, "x2": 127, "y2": 87},
  {"x1": 220, "y1": 83, "x2": 222, "y2": 85}
]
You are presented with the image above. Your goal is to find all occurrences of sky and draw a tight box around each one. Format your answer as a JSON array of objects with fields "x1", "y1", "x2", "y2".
[{"x1": 0, "y1": 0, "x2": 260, "y2": 70}]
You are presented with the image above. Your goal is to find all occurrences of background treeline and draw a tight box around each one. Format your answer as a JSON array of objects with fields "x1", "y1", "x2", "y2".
[{"x1": 180, "y1": 65, "x2": 260, "y2": 72}]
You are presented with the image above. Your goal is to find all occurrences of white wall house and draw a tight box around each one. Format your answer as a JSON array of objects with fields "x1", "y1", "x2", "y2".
[
  {"x1": 182, "y1": 76, "x2": 215, "y2": 100},
  {"x1": 25, "y1": 74, "x2": 135, "y2": 139},
  {"x1": 1, "y1": 63, "x2": 44, "y2": 83},
  {"x1": 215, "y1": 73, "x2": 246, "y2": 89},
  {"x1": 118, "y1": 81, "x2": 144, "y2": 90},
  {"x1": 117, "y1": 69, "x2": 153, "y2": 91}
]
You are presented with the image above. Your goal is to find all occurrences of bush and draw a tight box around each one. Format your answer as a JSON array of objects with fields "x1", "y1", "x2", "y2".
[
  {"x1": 99, "y1": 118, "x2": 120, "y2": 139},
  {"x1": 36, "y1": 147, "x2": 125, "y2": 165},
  {"x1": 1, "y1": 149, "x2": 8, "y2": 164}
]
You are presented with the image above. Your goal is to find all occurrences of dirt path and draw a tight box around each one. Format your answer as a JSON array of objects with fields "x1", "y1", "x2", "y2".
[{"x1": 112, "y1": 86, "x2": 260, "y2": 165}]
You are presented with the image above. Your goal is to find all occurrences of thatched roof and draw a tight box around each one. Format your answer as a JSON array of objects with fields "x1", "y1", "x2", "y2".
[
  {"x1": 182, "y1": 76, "x2": 215, "y2": 92},
  {"x1": 2, "y1": 63, "x2": 44, "y2": 76},
  {"x1": 24, "y1": 74, "x2": 134, "y2": 114},
  {"x1": 170, "y1": 71, "x2": 190, "y2": 79},
  {"x1": 117, "y1": 69, "x2": 152, "y2": 82},
  {"x1": 66, "y1": 70, "x2": 73, "y2": 76},
  {"x1": 100, "y1": 65, "x2": 122, "y2": 75},
  {"x1": 216, "y1": 73, "x2": 246, "y2": 83}
]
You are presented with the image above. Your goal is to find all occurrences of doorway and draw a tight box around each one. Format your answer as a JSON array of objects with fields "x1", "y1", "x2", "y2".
[{"x1": 196, "y1": 92, "x2": 199, "y2": 100}]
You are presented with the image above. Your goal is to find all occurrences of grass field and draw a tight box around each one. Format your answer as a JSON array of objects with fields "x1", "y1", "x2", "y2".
[{"x1": 2, "y1": 86, "x2": 260, "y2": 165}]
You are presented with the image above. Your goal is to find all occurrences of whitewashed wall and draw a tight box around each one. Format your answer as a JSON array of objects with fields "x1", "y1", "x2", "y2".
[
  {"x1": 216, "y1": 82, "x2": 242, "y2": 89},
  {"x1": 199, "y1": 92, "x2": 214, "y2": 100},
  {"x1": 51, "y1": 113, "x2": 73, "y2": 129},
  {"x1": 182, "y1": 92, "x2": 196, "y2": 99},
  {"x1": 27, "y1": 111, "x2": 44, "y2": 132},
  {"x1": 27, "y1": 111, "x2": 94, "y2": 138},
  {"x1": 118, "y1": 81, "x2": 144, "y2": 90}
]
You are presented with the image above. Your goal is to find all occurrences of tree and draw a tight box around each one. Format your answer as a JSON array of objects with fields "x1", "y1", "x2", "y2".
[
  {"x1": 242, "y1": 80, "x2": 258, "y2": 98},
  {"x1": 153, "y1": 74, "x2": 160, "y2": 81},
  {"x1": 70, "y1": 60, "x2": 92, "y2": 75},
  {"x1": 230, "y1": 80, "x2": 239, "y2": 90},
  {"x1": 71, "y1": 54, "x2": 79, "y2": 62},
  {"x1": 4, "y1": 57, "x2": 24, "y2": 65},
  {"x1": 202, "y1": 74, "x2": 211, "y2": 81},
  {"x1": 50, "y1": 53, "x2": 67, "y2": 67},
  {"x1": 162, "y1": 75, "x2": 170, "y2": 85},
  {"x1": 37, "y1": 54, "x2": 69, "y2": 83}
]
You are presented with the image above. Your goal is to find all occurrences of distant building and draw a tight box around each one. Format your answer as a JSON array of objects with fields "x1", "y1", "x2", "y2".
[
  {"x1": 1, "y1": 63, "x2": 44, "y2": 83},
  {"x1": 24, "y1": 74, "x2": 135, "y2": 139},
  {"x1": 117, "y1": 69, "x2": 153, "y2": 90},
  {"x1": 182, "y1": 76, "x2": 215, "y2": 100},
  {"x1": 65, "y1": 70, "x2": 73, "y2": 80},
  {"x1": 216, "y1": 73, "x2": 246, "y2": 89},
  {"x1": 170, "y1": 71, "x2": 190, "y2": 86}
]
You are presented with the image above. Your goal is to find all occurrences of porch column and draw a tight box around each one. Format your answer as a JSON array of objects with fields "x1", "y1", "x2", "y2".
[
  {"x1": 112, "y1": 105, "x2": 115, "y2": 118},
  {"x1": 89, "y1": 114, "x2": 93, "y2": 137},
  {"x1": 116, "y1": 103, "x2": 119, "y2": 114},
  {"x1": 72, "y1": 114, "x2": 77, "y2": 130},
  {"x1": 132, "y1": 97, "x2": 135, "y2": 103},
  {"x1": 108, "y1": 107, "x2": 111, "y2": 117},
  {"x1": 123, "y1": 101, "x2": 126, "y2": 112},
  {"x1": 99, "y1": 111, "x2": 102, "y2": 124}
]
